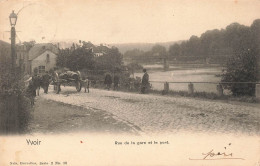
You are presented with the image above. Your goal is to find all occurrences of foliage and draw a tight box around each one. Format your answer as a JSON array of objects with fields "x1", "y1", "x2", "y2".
[
  {"x1": 22, "y1": 40, "x2": 36, "y2": 51},
  {"x1": 123, "y1": 19, "x2": 259, "y2": 65},
  {"x1": 56, "y1": 41, "x2": 124, "y2": 75},
  {"x1": 126, "y1": 62, "x2": 143, "y2": 76},
  {"x1": 124, "y1": 49, "x2": 144, "y2": 58},
  {"x1": 0, "y1": 62, "x2": 32, "y2": 134},
  {"x1": 57, "y1": 45, "x2": 95, "y2": 71},
  {"x1": 169, "y1": 44, "x2": 181, "y2": 57},
  {"x1": 123, "y1": 45, "x2": 167, "y2": 63},
  {"x1": 220, "y1": 19, "x2": 260, "y2": 96},
  {"x1": 221, "y1": 49, "x2": 258, "y2": 96},
  {"x1": 167, "y1": 19, "x2": 260, "y2": 62},
  {"x1": 94, "y1": 47, "x2": 123, "y2": 72},
  {"x1": 151, "y1": 45, "x2": 167, "y2": 57}
]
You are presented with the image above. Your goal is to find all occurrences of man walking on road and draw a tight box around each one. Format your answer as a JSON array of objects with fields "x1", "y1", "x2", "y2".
[
  {"x1": 104, "y1": 73, "x2": 112, "y2": 90},
  {"x1": 26, "y1": 80, "x2": 36, "y2": 106},
  {"x1": 32, "y1": 73, "x2": 41, "y2": 96},
  {"x1": 113, "y1": 75, "x2": 120, "y2": 90},
  {"x1": 141, "y1": 69, "x2": 149, "y2": 94},
  {"x1": 42, "y1": 71, "x2": 51, "y2": 94}
]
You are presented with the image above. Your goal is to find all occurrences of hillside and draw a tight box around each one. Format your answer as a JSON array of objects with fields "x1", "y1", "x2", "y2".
[{"x1": 110, "y1": 41, "x2": 183, "y2": 54}]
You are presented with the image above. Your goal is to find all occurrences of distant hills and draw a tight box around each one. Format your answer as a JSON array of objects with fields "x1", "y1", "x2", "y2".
[
  {"x1": 52, "y1": 40, "x2": 183, "y2": 54},
  {"x1": 110, "y1": 41, "x2": 183, "y2": 54}
]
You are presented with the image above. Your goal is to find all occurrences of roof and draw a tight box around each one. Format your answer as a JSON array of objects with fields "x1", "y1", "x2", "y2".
[
  {"x1": 0, "y1": 40, "x2": 11, "y2": 62},
  {"x1": 28, "y1": 43, "x2": 59, "y2": 60},
  {"x1": 0, "y1": 40, "x2": 10, "y2": 47},
  {"x1": 93, "y1": 45, "x2": 110, "y2": 53}
]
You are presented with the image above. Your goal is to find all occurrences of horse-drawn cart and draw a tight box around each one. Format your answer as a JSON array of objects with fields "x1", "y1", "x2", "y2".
[{"x1": 53, "y1": 71, "x2": 82, "y2": 94}]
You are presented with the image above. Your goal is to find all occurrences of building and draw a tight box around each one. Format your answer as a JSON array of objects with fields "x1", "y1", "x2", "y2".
[
  {"x1": 1, "y1": 41, "x2": 59, "y2": 75},
  {"x1": 16, "y1": 44, "x2": 29, "y2": 73},
  {"x1": 14, "y1": 43, "x2": 59, "y2": 75},
  {"x1": 94, "y1": 52, "x2": 105, "y2": 57},
  {"x1": 93, "y1": 44, "x2": 110, "y2": 58},
  {"x1": 27, "y1": 43, "x2": 59, "y2": 75}
]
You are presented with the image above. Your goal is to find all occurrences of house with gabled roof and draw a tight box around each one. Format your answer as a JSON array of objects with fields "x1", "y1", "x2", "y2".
[
  {"x1": 0, "y1": 41, "x2": 59, "y2": 75},
  {"x1": 27, "y1": 43, "x2": 59, "y2": 75}
]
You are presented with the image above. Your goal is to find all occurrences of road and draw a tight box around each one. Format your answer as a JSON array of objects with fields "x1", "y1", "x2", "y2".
[{"x1": 31, "y1": 86, "x2": 260, "y2": 136}]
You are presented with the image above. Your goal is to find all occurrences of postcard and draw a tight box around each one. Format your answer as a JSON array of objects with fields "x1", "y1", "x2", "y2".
[{"x1": 0, "y1": 0, "x2": 259, "y2": 165}]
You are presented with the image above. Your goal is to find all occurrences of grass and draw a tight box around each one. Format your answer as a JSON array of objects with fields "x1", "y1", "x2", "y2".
[
  {"x1": 152, "y1": 89, "x2": 259, "y2": 103},
  {"x1": 91, "y1": 83, "x2": 259, "y2": 103}
]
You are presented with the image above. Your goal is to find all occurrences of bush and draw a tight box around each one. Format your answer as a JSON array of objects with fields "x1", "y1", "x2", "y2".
[
  {"x1": 221, "y1": 49, "x2": 258, "y2": 96},
  {"x1": 0, "y1": 65, "x2": 32, "y2": 134}
]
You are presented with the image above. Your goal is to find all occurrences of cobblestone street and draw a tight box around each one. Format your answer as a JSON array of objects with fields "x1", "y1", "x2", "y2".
[{"x1": 37, "y1": 86, "x2": 260, "y2": 136}]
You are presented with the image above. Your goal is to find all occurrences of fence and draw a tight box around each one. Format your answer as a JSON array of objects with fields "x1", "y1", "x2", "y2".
[{"x1": 149, "y1": 81, "x2": 260, "y2": 98}]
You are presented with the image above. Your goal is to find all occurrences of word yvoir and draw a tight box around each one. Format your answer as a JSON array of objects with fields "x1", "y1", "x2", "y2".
[{"x1": 26, "y1": 139, "x2": 42, "y2": 145}]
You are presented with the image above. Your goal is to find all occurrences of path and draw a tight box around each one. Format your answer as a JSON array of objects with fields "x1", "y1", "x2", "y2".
[{"x1": 37, "y1": 86, "x2": 260, "y2": 136}]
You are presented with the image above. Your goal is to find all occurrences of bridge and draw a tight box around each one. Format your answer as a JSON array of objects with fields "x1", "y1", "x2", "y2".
[{"x1": 123, "y1": 55, "x2": 216, "y2": 71}]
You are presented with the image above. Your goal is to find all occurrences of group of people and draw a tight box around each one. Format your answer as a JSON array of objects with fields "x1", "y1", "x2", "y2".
[
  {"x1": 103, "y1": 68, "x2": 150, "y2": 94},
  {"x1": 26, "y1": 71, "x2": 52, "y2": 106},
  {"x1": 104, "y1": 74, "x2": 120, "y2": 90},
  {"x1": 26, "y1": 68, "x2": 150, "y2": 106}
]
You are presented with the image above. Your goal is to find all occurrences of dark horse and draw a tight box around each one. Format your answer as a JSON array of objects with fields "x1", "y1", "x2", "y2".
[{"x1": 32, "y1": 72, "x2": 52, "y2": 95}]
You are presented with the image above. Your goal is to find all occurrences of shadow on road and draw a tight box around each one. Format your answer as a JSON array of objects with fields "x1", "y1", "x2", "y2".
[{"x1": 28, "y1": 97, "x2": 142, "y2": 135}]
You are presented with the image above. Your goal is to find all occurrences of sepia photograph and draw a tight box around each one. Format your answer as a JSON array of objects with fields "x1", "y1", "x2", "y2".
[{"x1": 0, "y1": 0, "x2": 259, "y2": 165}]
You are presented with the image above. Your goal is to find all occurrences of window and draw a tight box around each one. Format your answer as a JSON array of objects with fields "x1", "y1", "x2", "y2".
[
  {"x1": 46, "y1": 54, "x2": 50, "y2": 63},
  {"x1": 38, "y1": 66, "x2": 45, "y2": 74}
]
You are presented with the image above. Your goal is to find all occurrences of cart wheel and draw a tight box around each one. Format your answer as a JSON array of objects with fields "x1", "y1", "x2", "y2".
[{"x1": 76, "y1": 81, "x2": 82, "y2": 92}]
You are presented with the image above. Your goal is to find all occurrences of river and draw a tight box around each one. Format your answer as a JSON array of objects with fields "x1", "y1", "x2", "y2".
[{"x1": 135, "y1": 64, "x2": 224, "y2": 93}]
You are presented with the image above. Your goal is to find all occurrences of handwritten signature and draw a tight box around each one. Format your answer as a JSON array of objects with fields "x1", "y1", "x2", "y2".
[{"x1": 189, "y1": 144, "x2": 245, "y2": 160}]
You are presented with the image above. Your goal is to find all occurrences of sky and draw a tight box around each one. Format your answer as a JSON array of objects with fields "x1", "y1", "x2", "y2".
[{"x1": 0, "y1": 0, "x2": 259, "y2": 44}]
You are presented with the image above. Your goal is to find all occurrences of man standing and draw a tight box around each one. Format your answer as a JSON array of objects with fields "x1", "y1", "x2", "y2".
[
  {"x1": 41, "y1": 71, "x2": 51, "y2": 94},
  {"x1": 32, "y1": 73, "x2": 41, "y2": 96},
  {"x1": 104, "y1": 73, "x2": 112, "y2": 90},
  {"x1": 141, "y1": 69, "x2": 149, "y2": 94},
  {"x1": 113, "y1": 75, "x2": 120, "y2": 90},
  {"x1": 26, "y1": 80, "x2": 36, "y2": 106}
]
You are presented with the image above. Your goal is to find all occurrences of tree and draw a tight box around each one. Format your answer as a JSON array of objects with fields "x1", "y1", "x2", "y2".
[
  {"x1": 169, "y1": 44, "x2": 181, "y2": 57},
  {"x1": 95, "y1": 47, "x2": 123, "y2": 72},
  {"x1": 56, "y1": 48, "x2": 69, "y2": 68},
  {"x1": 221, "y1": 49, "x2": 257, "y2": 96},
  {"x1": 23, "y1": 40, "x2": 36, "y2": 51},
  {"x1": 126, "y1": 63, "x2": 143, "y2": 77},
  {"x1": 56, "y1": 44, "x2": 95, "y2": 71},
  {"x1": 151, "y1": 45, "x2": 167, "y2": 57},
  {"x1": 124, "y1": 49, "x2": 144, "y2": 58},
  {"x1": 186, "y1": 35, "x2": 201, "y2": 56},
  {"x1": 224, "y1": 23, "x2": 252, "y2": 54},
  {"x1": 250, "y1": 19, "x2": 260, "y2": 80},
  {"x1": 66, "y1": 46, "x2": 95, "y2": 71}
]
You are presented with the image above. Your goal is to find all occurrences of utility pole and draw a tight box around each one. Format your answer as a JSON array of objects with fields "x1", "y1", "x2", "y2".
[
  {"x1": 9, "y1": 10, "x2": 18, "y2": 71},
  {"x1": 11, "y1": 26, "x2": 16, "y2": 70}
]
